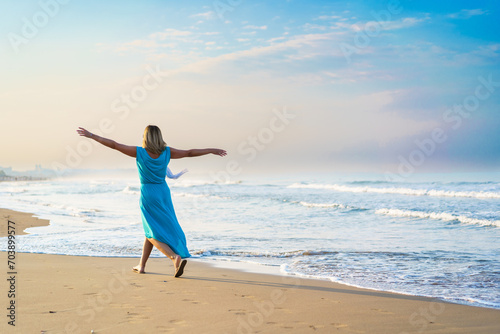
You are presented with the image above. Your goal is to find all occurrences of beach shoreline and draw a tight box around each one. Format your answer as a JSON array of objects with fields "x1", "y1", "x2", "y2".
[
  {"x1": 0, "y1": 207, "x2": 50, "y2": 237},
  {"x1": 1, "y1": 208, "x2": 500, "y2": 333}
]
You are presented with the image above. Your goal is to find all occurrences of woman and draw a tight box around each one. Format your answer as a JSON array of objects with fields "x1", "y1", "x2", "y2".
[{"x1": 77, "y1": 125, "x2": 226, "y2": 277}]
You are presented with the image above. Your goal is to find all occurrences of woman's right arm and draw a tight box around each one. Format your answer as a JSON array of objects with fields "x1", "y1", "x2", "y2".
[
  {"x1": 170, "y1": 147, "x2": 226, "y2": 159},
  {"x1": 77, "y1": 127, "x2": 137, "y2": 158}
]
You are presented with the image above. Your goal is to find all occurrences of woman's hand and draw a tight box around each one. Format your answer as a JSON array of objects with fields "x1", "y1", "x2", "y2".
[
  {"x1": 76, "y1": 127, "x2": 136, "y2": 158},
  {"x1": 171, "y1": 147, "x2": 227, "y2": 159},
  {"x1": 212, "y1": 149, "x2": 227, "y2": 157},
  {"x1": 77, "y1": 127, "x2": 93, "y2": 138}
]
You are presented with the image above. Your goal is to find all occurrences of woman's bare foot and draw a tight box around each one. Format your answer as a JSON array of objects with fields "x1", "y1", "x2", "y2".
[
  {"x1": 132, "y1": 265, "x2": 145, "y2": 274},
  {"x1": 173, "y1": 255, "x2": 181, "y2": 270},
  {"x1": 173, "y1": 255, "x2": 187, "y2": 277}
]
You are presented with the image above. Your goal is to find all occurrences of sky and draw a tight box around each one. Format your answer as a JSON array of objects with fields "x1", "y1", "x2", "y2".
[{"x1": 1, "y1": 0, "x2": 499, "y2": 177}]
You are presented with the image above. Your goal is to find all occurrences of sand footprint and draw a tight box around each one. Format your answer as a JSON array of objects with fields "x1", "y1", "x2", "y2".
[
  {"x1": 281, "y1": 325, "x2": 294, "y2": 329},
  {"x1": 127, "y1": 312, "x2": 151, "y2": 324},
  {"x1": 330, "y1": 322, "x2": 366, "y2": 333},
  {"x1": 371, "y1": 308, "x2": 395, "y2": 315},
  {"x1": 156, "y1": 325, "x2": 176, "y2": 333},
  {"x1": 182, "y1": 298, "x2": 209, "y2": 305},
  {"x1": 320, "y1": 297, "x2": 340, "y2": 304},
  {"x1": 182, "y1": 298, "x2": 200, "y2": 304},
  {"x1": 228, "y1": 309, "x2": 247, "y2": 315},
  {"x1": 239, "y1": 294, "x2": 255, "y2": 299},
  {"x1": 129, "y1": 282, "x2": 145, "y2": 290},
  {"x1": 277, "y1": 307, "x2": 293, "y2": 314},
  {"x1": 135, "y1": 305, "x2": 153, "y2": 312},
  {"x1": 110, "y1": 303, "x2": 135, "y2": 309},
  {"x1": 131, "y1": 294, "x2": 145, "y2": 300},
  {"x1": 115, "y1": 304, "x2": 135, "y2": 309},
  {"x1": 309, "y1": 324, "x2": 326, "y2": 330}
]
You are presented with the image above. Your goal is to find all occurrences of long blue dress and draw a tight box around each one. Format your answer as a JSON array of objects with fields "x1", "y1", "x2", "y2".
[{"x1": 136, "y1": 146, "x2": 190, "y2": 258}]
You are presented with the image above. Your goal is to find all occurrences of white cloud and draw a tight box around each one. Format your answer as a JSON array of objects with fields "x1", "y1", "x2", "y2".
[
  {"x1": 379, "y1": 17, "x2": 427, "y2": 30},
  {"x1": 267, "y1": 36, "x2": 286, "y2": 43},
  {"x1": 390, "y1": 41, "x2": 500, "y2": 67},
  {"x1": 447, "y1": 9, "x2": 488, "y2": 19},
  {"x1": 149, "y1": 29, "x2": 193, "y2": 40},
  {"x1": 100, "y1": 27, "x2": 208, "y2": 56},
  {"x1": 302, "y1": 23, "x2": 328, "y2": 31},
  {"x1": 113, "y1": 40, "x2": 176, "y2": 53},
  {"x1": 307, "y1": 16, "x2": 426, "y2": 33},
  {"x1": 322, "y1": 69, "x2": 396, "y2": 84},
  {"x1": 104, "y1": 28, "x2": 196, "y2": 54},
  {"x1": 450, "y1": 43, "x2": 500, "y2": 66},
  {"x1": 146, "y1": 50, "x2": 201, "y2": 63},
  {"x1": 315, "y1": 15, "x2": 342, "y2": 20},
  {"x1": 190, "y1": 11, "x2": 216, "y2": 20},
  {"x1": 170, "y1": 31, "x2": 344, "y2": 75},
  {"x1": 330, "y1": 22, "x2": 354, "y2": 30},
  {"x1": 243, "y1": 25, "x2": 268, "y2": 30},
  {"x1": 347, "y1": 17, "x2": 427, "y2": 32}
]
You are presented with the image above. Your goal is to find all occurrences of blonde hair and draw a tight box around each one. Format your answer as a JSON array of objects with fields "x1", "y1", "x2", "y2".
[{"x1": 142, "y1": 125, "x2": 167, "y2": 155}]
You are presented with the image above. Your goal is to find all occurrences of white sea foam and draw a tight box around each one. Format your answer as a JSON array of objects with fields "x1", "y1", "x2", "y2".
[
  {"x1": 0, "y1": 186, "x2": 28, "y2": 194},
  {"x1": 173, "y1": 192, "x2": 227, "y2": 200},
  {"x1": 170, "y1": 179, "x2": 242, "y2": 188},
  {"x1": 289, "y1": 183, "x2": 500, "y2": 199},
  {"x1": 173, "y1": 192, "x2": 209, "y2": 198},
  {"x1": 299, "y1": 201, "x2": 346, "y2": 209},
  {"x1": 191, "y1": 249, "x2": 338, "y2": 258},
  {"x1": 121, "y1": 186, "x2": 140, "y2": 195},
  {"x1": 375, "y1": 208, "x2": 500, "y2": 227}
]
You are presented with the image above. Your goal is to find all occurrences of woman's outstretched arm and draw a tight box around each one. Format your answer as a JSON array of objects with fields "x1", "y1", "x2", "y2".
[
  {"x1": 170, "y1": 147, "x2": 226, "y2": 159},
  {"x1": 77, "y1": 127, "x2": 136, "y2": 158}
]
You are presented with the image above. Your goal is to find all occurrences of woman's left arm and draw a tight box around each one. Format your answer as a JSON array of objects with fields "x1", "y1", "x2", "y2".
[
  {"x1": 77, "y1": 127, "x2": 137, "y2": 158},
  {"x1": 170, "y1": 147, "x2": 226, "y2": 159}
]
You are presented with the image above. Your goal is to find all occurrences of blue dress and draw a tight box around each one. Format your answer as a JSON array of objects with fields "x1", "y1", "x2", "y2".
[{"x1": 136, "y1": 146, "x2": 190, "y2": 258}]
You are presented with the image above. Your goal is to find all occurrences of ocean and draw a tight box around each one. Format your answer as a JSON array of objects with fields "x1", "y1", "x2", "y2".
[{"x1": 1, "y1": 171, "x2": 499, "y2": 309}]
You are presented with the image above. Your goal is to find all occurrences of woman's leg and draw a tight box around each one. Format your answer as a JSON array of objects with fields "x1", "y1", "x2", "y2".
[
  {"x1": 133, "y1": 238, "x2": 153, "y2": 273},
  {"x1": 147, "y1": 237, "x2": 185, "y2": 274}
]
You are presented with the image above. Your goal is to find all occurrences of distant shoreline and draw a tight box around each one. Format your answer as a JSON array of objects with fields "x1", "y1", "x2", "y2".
[{"x1": 0, "y1": 176, "x2": 47, "y2": 182}]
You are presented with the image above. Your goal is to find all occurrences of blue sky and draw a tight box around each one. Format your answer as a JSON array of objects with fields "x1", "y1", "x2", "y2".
[{"x1": 1, "y1": 0, "x2": 499, "y2": 174}]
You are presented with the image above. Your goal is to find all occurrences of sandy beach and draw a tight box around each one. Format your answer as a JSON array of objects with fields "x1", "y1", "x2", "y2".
[{"x1": 1, "y1": 208, "x2": 500, "y2": 333}]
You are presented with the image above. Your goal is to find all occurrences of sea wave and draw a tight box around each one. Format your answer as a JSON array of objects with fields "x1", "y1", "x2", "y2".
[
  {"x1": 299, "y1": 201, "x2": 347, "y2": 209},
  {"x1": 191, "y1": 249, "x2": 338, "y2": 258},
  {"x1": 121, "y1": 185, "x2": 140, "y2": 195},
  {"x1": 173, "y1": 192, "x2": 229, "y2": 200},
  {"x1": 375, "y1": 208, "x2": 500, "y2": 227},
  {"x1": 170, "y1": 179, "x2": 242, "y2": 188},
  {"x1": 0, "y1": 186, "x2": 28, "y2": 194},
  {"x1": 173, "y1": 192, "x2": 209, "y2": 198},
  {"x1": 288, "y1": 183, "x2": 500, "y2": 199}
]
